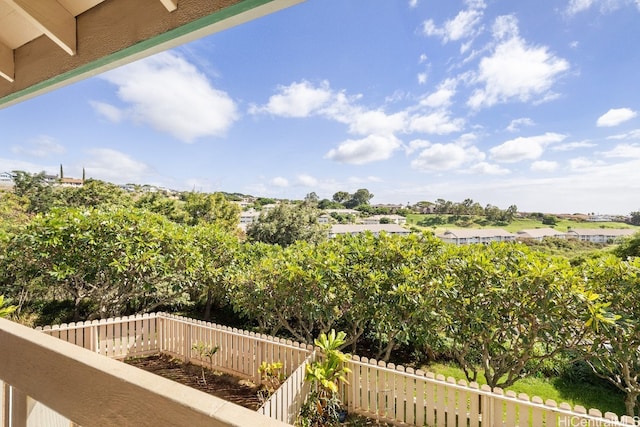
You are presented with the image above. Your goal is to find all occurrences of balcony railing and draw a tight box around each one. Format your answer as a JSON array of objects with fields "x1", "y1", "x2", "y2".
[
  {"x1": 3, "y1": 312, "x2": 636, "y2": 426},
  {"x1": 0, "y1": 315, "x2": 290, "y2": 427}
]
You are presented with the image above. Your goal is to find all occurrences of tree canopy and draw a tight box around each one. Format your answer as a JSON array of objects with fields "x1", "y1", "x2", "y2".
[{"x1": 246, "y1": 202, "x2": 328, "y2": 247}]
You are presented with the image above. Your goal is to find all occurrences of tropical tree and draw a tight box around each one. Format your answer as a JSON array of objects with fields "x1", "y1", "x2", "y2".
[
  {"x1": 246, "y1": 202, "x2": 328, "y2": 247},
  {"x1": 363, "y1": 232, "x2": 443, "y2": 361},
  {"x1": 182, "y1": 191, "x2": 240, "y2": 228},
  {"x1": 344, "y1": 188, "x2": 373, "y2": 209},
  {"x1": 5, "y1": 207, "x2": 191, "y2": 319},
  {"x1": 584, "y1": 256, "x2": 640, "y2": 416},
  {"x1": 0, "y1": 192, "x2": 29, "y2": 241},
  {"x1": 12, "y1": 171, "x2": 56, "y2": 214},
  {"x1": 613, "y1": 231, "x2": 640, "y2": 259},
  {"x1": 227, "y1": 242, "x2": 287, "y2": 334},
  {"x1": 135, "y1": 192, "x2": 189, "y2": 223},
  {"x1": 432, "y1": 242, "x2": 609, "y2": 389},
  {"x1": 61, "y1": 179, "x2": 132, "y2": 208},
  {"x1": 185, "y1": 223, "x2": 240, "y2": 320},
  {"x1": 332, "y1": 191, "x2": 349, "y2": 204}
]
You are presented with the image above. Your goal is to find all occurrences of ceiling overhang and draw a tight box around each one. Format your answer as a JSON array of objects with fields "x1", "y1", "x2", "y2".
[{"x1": 0, "y1": 0, "x2": 304, "y2": 109}]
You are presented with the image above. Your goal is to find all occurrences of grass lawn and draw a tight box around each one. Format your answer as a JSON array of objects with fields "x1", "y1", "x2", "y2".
[
  {"x1": 406, "y1": 214, "x2": 637, "y2": 234},
  {"x1": 425, "y1": 362, "x2": 626, "y2": 416}
]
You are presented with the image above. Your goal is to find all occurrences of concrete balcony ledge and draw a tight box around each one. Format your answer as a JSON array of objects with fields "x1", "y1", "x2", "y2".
[{"x1": 0, "y1": 317, "x2": 288, "y2": 427}]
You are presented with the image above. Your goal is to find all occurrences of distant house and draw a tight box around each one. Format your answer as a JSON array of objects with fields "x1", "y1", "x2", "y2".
[
  {"x1": 566, "y1": 228, "x2": 637, "y2": 244},
  {"x1": 362, "y1": 214, "x2": 407, "y2": 225},
  {"x1": 329, "y1": 224, "x2": 410, "y2": 238},
  {"x1": 516, "y1": 228, "x2": 567, "y2": 241},
  {"x1": 239, "y1": 210, "x2": 261, "y2": 225},
  {"x1": 436, "y1": 228, "x2": 516, "y2": 245},
  {"x1": 371, "y1": 203, "x2": 405, "y2": 211},
  {"x1": 0, "y1": 172, "x2": 15, "y2": 187},
  {"x1": 318, "y1": 214, "x2": 332, "y2": 224},
  {"x1": 587, "y1": 215, "x2": 613, "y2": 222},
  {"x1": 59, "y1": 177, "x2": 84, "y2": 187},
  {"x1": 233, "y1": 200, "x2": 253, "y2": 209},
  {"x1": 324, "y1": 209, "x2": 360, "y2": 216},
  {"x1": 43, "y1": 174, "x2": 58, "y2": 184}
]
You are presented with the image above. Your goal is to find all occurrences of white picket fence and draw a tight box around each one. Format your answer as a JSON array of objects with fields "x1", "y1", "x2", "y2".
[
  {"x1": 157, "y1": 314, "x2": 312, "y2": 382},
  {"x1": 258, "y1": 350, "x2": 316, "y2": 424},
  {"x1": 344, "y1": 355, "x2": 637, "y2": 427},
  {"x1": 36, "y1": 313, "x2": 636, "y2": 426}
]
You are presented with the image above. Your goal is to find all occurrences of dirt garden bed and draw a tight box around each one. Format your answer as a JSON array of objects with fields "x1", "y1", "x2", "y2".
[
  {"x1": 124, "y1": 354, "x2": 263, "y2": 410},
  {"x1": 124, "y1": 354, "x2": 394, "y2": 426}
]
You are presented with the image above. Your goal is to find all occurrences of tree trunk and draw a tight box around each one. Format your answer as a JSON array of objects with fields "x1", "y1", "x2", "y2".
[
  {"x1": 203, "y1": 288, "x2": 213, "y2": 321},
  {"x1": 625, "y1": 391, "x2": 639, "y2": 417}
]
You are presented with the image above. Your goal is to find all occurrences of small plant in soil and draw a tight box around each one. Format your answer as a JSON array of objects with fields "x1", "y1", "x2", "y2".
[
  {"x1": 257, "y1": 361, "x2": 284, "y2": 403},
  {"x1": 191, "y1": 341, "x2": 219, "y2": 385},
  {"x1": 298, "y1": 330, "x2": 351, "y2": 426}
]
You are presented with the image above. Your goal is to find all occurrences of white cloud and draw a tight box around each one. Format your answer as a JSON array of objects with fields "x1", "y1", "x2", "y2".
[
  {"x1": 607, "y1": 129, "x2": 640, "y2": 140},
  {"x1": 411, "y1": 143, "x2": 484, "y2": 171},
  {"x1": 405, "y1": 139, "x2": 432, "y2": 155},
  {"x1": 251, "y1": 80, "x2": 333, "y2": 118},
  {"x1": 417, "y1": 73, "x2": 428, "y2": 85},
  {"x1": 419, "y1": 78, "x2": 457, "y2": 108},
  {"x1": 566, "y1": 0, "x2": 594, "y2": 14},
  {"x1": 506, "y1": 117, "x2": 534, "y2": 132},
  {"x1": 90, "y1": 101, "x2": 123, "y2": 123},
  {"x1": 347, "y1": 110, "x2": 407, "y2": 136},
  {"x1": 353, "y1": 175, "x2": 382, "y2": 183},
  {"x1": 596, "y1": 107, "x2": 638, "y2": 127},
  {"x1": 296, "y1": 174, "x2": 319, "y2": 187},
  {"x1": 566, "y1": 0, "x2": 640, "y2": 15},
  {"x1": 551, "y1": 140, "x2": 596, "y2": 151},
  {"x1": 408, "y1": 0, "x2": 418, "y2": 8},
  {"x1": 468, "y1": 162, "x2": 510, "y2": 175},
  {"x1": 83, "y1": 148, "x2": 153, "y2": 183},
  {"x1": 326, "y1": 134, "x2": 402, "y2": 164},
  {"x1": 11, "y1": 135, "x2": 65, "y2": 158},
  {"x1": 409, "y1": 110, "x2": 465, "y2": 134},
  {"x1": 600, "y1": 143, "x2": 640, "y2": 159},
  {"x1": 271, "y1": 176, "x2": 289, "y2": 187},
  {"x1": 530, "y1": 160, "x2": 559, "y2": 172},
  {"x1": 490, "y1": 132, "x2": 566, "y2": 163},
  {"x1": 568, "y1": 156, "x2": 605, "y2": 170},
  {"x1": 100, "y1": 51, "x2": 238, "y2": 142},
  {"x1": 422, "y1": 4, "x2": 485, "y2": 43},
  {"x1": 467, "y1": 16, "x2": 569, "y2": 109}
]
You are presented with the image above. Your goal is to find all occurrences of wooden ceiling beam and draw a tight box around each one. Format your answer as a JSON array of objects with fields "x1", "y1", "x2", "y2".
[
  {"x1": 5, "y1": 0, "x2": 76, "y2": 55},
  {"x1": 159, "y1": 0, "x2": 178, "y2": 12},
  {"x1": 0, "y1": 42, "x2": 14, "y2": 82}
]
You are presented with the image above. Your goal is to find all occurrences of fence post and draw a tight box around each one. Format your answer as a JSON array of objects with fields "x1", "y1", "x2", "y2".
[
  {"x1": 480, "y1": 384, "x2": 493, "y2": 427},
  {"x1": 255, "y1": 341, "x2": 262, "y2": 383},
  {"x1": 158, "y1": 315, "x2": 164, "y2": 354},
  {"x1": 184, "y1": 323, "x2": 192, "y2": 363},
  {"x1": 1, "y1": 382, "x2": 7, "y2": 427},
  {"x1": 10, "y1": 387, "x2": 28, "y2": 427}
]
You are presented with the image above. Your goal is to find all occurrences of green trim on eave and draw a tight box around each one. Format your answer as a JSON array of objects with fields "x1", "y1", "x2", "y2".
[{"x1": 0, "y1": 0, "x2": 281, "y2": 108}]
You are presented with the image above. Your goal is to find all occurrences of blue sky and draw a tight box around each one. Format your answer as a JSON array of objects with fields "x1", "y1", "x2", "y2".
[{"x1": 2, "y1": 0, "x2": 640, "y2": 214}]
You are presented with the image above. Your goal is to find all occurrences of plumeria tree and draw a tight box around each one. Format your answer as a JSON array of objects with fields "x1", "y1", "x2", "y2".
[
  {"x1": 584, "y1": 255, "x2": 640, "y2": 416},
  {"x1": 432, "y1": 242, "x2": 612, "y2": 389}
]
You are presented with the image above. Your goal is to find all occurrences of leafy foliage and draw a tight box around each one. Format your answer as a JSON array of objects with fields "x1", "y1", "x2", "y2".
[
  {"x1": 430, "y1": 243, "x2": 610, "y2": 389},
  {"x1": 300, "y1": 330, "x2": 351, "y2": 427},
  {"x1": 0, "y1": 295, "x2": 16, "y2": 318},
  {"x1": 246, "y1": 202, "x2": 328, "y2": 247},
  {"x1": 612, "y1": 231, "x2": 640, "y2": 259},
  {"x1": 4, "y1": 207, "x2": 192, "y2": 319},
  {"x1": 583, "y1": 256, "x2": 640, "y2": 416}
]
